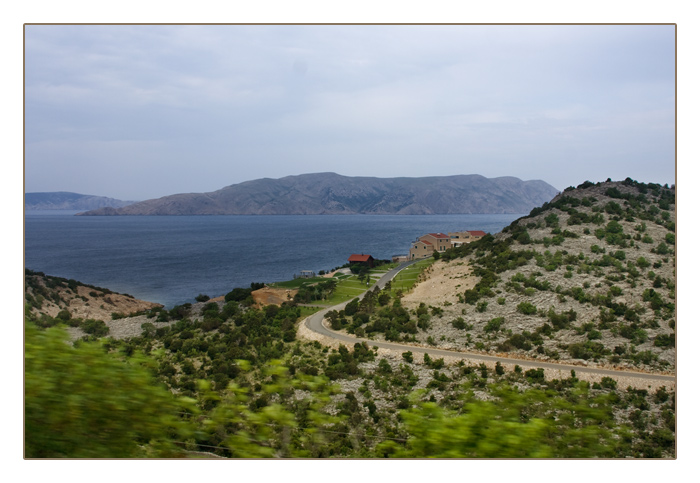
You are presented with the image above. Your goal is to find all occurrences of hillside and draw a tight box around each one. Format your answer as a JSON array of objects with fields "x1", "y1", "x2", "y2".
[
  {"x1": 389, "y1": 178, "x2": 676, "y2": 374},
  {"x1": 24, "y1": 178, "x2": 676, "y2": 458},
  {"x1": 24, "y1": 270, "x2": 163, "y2": 338},
  {"x1": 25, "y1": 191, "x2": 136, "y2": 210},
  {"x1": 76, "y1": 172, "x2": 559, "y2": 215}
]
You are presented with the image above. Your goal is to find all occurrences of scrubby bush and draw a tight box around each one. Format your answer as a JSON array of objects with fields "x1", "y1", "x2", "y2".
[
  {"x1": 517, "y1": 302, "x2": 537, "y2": 315},
  {"x1": 505, "y1": 333, "x2": 532, "y2": 351},
  {"x1": 567, "y1": 341, "x2": 609, "y2": 360},
  {"x1": 654, "y1": 334, "x2": 675, "y2": 348},
  {"x1": 79, "y1": 319, "x2": 109, "y2": 337},
  {"x1": 451, "y1": 317, "x2": 466, "y2": 330},
  {"x1": 484, "y1": 317, "x2": 504, "y2": 333}
]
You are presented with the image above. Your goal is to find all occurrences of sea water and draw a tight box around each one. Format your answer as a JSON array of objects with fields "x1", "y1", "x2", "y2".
[{"x1": 24, "y1": 212, "x2": 522, "y2": 307}]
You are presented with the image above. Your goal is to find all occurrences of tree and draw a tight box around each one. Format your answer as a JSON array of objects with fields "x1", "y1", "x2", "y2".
[{"x1": 344, "y1": 298, "x2": 360, "y2": 316}]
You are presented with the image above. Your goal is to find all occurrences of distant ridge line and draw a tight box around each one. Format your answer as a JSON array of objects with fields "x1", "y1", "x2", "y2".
[
  {"x1": 25, "y1": 192, "x2": 137, "y2": 211},
  {"x1": 76, "y1": 172, "x2": 560, "y2": 216}
]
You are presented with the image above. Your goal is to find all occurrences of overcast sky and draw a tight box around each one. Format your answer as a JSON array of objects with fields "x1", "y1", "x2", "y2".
[{"x1": 24, "y1": 24, "x2": 675, "y2": 201}]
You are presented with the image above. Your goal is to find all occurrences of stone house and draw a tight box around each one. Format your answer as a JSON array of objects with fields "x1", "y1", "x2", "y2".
[{"x1": 409, "y1": 233, "x2": 450, "y2": 260}]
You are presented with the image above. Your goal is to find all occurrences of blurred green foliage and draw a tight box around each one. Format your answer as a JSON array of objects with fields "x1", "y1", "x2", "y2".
[
  {"x1": 24, "y1": 323, "x2": 196, "y2": 457},
  {"x1": 377, "y1": 381, "x2": 625, "y2": 458}
]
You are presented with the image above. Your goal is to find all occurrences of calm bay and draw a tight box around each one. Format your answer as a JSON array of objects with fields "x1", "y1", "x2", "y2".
[{"x1": 24, "y1": 212, "x2": 522, "y2": 307}]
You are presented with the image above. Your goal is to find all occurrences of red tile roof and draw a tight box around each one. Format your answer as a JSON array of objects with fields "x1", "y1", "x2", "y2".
[
  {"x1": 348, "y1": 254, "x2": 373, "y2": 262},
  {"x1": 427, "y1": 233, "x2": 449, "y2": 238},
  {"x1": 468, "y1": 230, "x2": 487, "y2": 237}
]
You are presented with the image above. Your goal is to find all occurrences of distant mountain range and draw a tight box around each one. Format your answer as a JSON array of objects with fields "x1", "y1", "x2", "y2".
[
  {"x1": 25, "y1": 192, "x2": 137, "y2": 211},
  {"x1": 75, "y1": 173, "x2": 559, "y2": 216}
]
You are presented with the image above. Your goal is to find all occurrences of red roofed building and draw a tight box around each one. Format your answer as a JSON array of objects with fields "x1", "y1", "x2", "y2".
[
  {"x1": 409, "y1": 233, "x2": 451, "y2": 260},
  {"x1": 420, "y1": 233, "x2": 451, "y2": 252},
  {"x1": 348, "y1": 254, "x2": 375, "y2": 267},
  {"x1": 448, "y1": 230, "x2": 487, "y2": 247},
  {"x1": 409, "y1": 240, "x2": 435, "y2": 260}
]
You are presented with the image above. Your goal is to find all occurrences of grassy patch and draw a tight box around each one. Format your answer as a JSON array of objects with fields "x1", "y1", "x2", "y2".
[
  {"x1": 297, "y1": 305, "x2": 326, "y2": 319},
  {"x1": 269, "y1": 277, "x2": 328, "y2": 289},
  {"x1": 391, "y1": 258, "x2": 435, "y2": 293}
]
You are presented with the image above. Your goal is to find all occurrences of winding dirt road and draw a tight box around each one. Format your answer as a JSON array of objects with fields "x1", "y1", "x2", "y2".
[{"x1": 302, "y1": 261, "x2": 676, "y2": 386}]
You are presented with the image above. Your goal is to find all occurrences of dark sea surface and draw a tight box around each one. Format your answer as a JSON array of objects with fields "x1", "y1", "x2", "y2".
[{"x1": 24, "y1": 211, "x2": 523, "y2": 307}]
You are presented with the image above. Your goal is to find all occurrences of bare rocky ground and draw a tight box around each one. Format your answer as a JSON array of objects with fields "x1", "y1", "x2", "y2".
[
  {"x1": 26, "y1": 282, "x2": 162, "y2": 322},
  {"x1": 62, "y1": 299, "x2": 231, "y2": 341},
  {"x1": 251, "y1": 286, "x2": 298, "y2": 307},
  {"x1": 25, "y1": 271, "x2": 228, "y2": 341}
]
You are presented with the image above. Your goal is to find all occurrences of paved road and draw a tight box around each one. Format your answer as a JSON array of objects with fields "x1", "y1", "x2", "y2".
[{"x1": 303, "y1": 261, "x2": 676, "y2": 384}]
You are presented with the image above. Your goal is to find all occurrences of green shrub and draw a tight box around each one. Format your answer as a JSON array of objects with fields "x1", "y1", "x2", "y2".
[
  {"x1": 79, "y1": 319, "x2": 109, "y2": 337},
  {"x1": 545, "y1": 213, "x2": 559, "y2": 228},
  {"x1": 484, "y1": 317, "x2": 505, "y2": 333},
  {"x1": 567, "y1": 341, "x2": 609, "y2": 360},
  {"x1": 517, "y1": 302, "x2": 537, "y2": 315},
  {"x1": 506, "y1": 333, "x2": 532, "y2": 351},
  {"x1": 548, "y1": 308, "x2": 577, "y2": 330},
  {"x1": 600, "y1": 377, "x2": 617, "y2": 389},
  {"x1": 655, "y1": 242, "x2": 670, "y2": 255},
  {"x1": 654, "y1": 334, "x2": 675, "y2": 348},
  {"x1": 56, "y1": 309, "x2": 71, "y2": 322},
  {"x1": 524, "y1": 368, "x2": 545, "y2": 382}
]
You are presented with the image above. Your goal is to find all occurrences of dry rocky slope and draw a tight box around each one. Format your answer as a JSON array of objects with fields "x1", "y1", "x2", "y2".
[
  {"x1": 24, "y1": 270, "x2": 166, "y2": 339},
  {"x1": 77, "y1": 172, "x2": 558, "y2": 215},
  {"x1": 345, "y1": 179, "x2": 676, "y2": 376}
]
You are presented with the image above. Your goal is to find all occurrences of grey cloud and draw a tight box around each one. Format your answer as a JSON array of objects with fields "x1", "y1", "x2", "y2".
[{"x1": 24, "y1": 24, "x2": 675, "y2": 199}]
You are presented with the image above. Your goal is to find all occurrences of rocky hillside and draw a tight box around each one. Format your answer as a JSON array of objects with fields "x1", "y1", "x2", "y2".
[
  {"x1": 359, "y1": 178, "x2": 676, "y2": 374},
  {"x1": 76, "y1": 172, "x2": 558, "y2": 215},
  {"x1": 24, "y1": 270, "x2": 163, "y2": 337},
  {"x1": 25, "y1": 192, "x2": 136, "y2": 210}
]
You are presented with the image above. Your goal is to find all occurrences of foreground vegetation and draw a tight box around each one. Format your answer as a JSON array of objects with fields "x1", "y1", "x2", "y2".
[
  {"x1": 24, "y1": 178, "x2": 676, "y2": 458},
  {"x1": 25, "y1": 316, "x2": 675, "y2": 458}
]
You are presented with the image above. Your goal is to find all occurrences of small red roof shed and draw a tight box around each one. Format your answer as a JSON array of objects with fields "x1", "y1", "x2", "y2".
[{"x1": 348, "y1": 254, "x2": 374, "y2": 263}]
